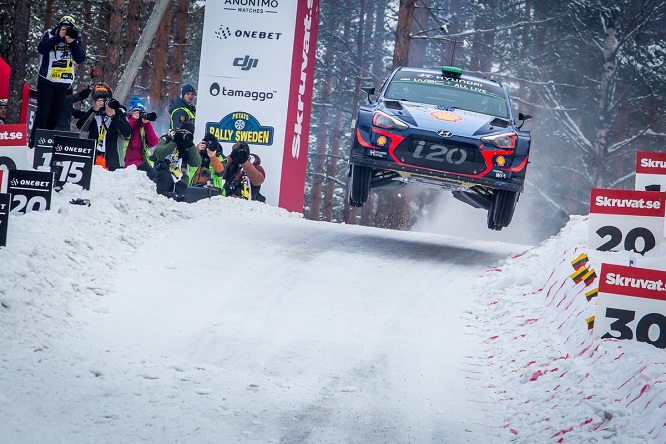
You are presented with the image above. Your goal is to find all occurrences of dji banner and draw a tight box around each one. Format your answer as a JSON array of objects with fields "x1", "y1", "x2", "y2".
[
  {"x1": 7, "y1": 169, "x2": 53, "y2": 215},
  {"x1": 588, "y1": 188, "x2": 666, "y2": 255},
  {"x1": 197, "y1": 0, "x2": 320, "y2": 211},
  {"x1": 0, "y1": 192, "x2": 9, "y2": 247},
  {"x1": 32, "y1": 129, "x2": 80, "y2": 171},
  {"x1": 51, "y1": 135, "x2": 96, "y2": 190},
  {"x1": 594, "y1": 263, "x2": 666, "y2": 349}
]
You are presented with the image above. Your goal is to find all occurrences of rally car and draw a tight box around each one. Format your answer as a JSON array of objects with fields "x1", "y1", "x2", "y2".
[{"x1": 347, "y1": 66, "x2": 532, "y2": 230}]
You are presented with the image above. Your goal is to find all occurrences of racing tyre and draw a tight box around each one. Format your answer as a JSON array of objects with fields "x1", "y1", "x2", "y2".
[
  {"x1": 348, "y1": 164, "x2": 372, "y2": 207},
  {"x1": 487, "y1": 190, "x2": 519, "y2": 231}
]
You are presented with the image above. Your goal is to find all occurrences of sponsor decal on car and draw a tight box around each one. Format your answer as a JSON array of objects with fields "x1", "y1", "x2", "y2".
[{"x1": 430, "y1": 110, "x2": 462, "y2": 122}]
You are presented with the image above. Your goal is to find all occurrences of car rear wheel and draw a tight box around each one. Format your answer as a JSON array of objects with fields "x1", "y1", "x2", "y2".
[
  {"x1": 348, "y1": 164, "x2": 372, "y2": 207},
  {"x1": 487, "y1": 190, "x2": 519, "y2": 231}
]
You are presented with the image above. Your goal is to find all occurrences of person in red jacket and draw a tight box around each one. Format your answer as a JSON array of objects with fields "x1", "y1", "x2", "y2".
[{"x1": 125, "y1": 96, "x2": 159, "y2": 181}]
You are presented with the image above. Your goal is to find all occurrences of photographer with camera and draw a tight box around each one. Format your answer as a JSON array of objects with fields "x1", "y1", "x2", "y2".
[
  {"x1": 125, "y1": 96, "x2": 159, "y2": 181},
  {"x1": 189, "y1": 133, "x2": 226, "y2": 192},
  {"x1": 76, "y1": 83, "x2": 131, "y2": 171},
  {"x1": 153, "y1": 122, "x2": 201, "y2": 200},
  {"x1": 222, "y1": 142, "x2": 266, "y2": 202},
  {"x1": 30, "y1": 15, "x2": 86, "y2": 147}
]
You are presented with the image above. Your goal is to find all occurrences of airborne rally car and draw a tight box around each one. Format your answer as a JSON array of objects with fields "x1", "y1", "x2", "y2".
[{"x1": 347, "y1": 66, "x2": 532, "y2": 230}]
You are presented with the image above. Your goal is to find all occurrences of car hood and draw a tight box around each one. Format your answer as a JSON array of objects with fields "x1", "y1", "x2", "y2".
[{"x1": 380, "y1": 100, "x2": 511, "y2": 136}]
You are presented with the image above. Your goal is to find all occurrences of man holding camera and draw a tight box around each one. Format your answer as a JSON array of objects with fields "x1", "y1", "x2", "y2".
[
  {"x1": 31, "y1": 15, "x2": 86, "y2": 147},
  {"x1": 125, "y1": 96, "x2": 159, "y2": 180},
  {"x1": 153, "y1": 122, "x2": 201, "y2": 200},
  {"x1": 189, "y1": 133, "x2": 226, "y2": 192},
  {"x1": 76, "y1": 84, "x2": 131, "y2": 171},
  {"x1": 222, "y1": 142, "x2": 266, "y2": 202}
]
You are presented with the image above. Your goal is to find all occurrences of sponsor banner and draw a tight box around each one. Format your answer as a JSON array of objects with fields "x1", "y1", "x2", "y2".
[
  {"x1": 0, "y1": 192, "x2": 8, "y2": 247},
  {"x1": 594, "y1": 263, "x2": 666, "y2": 349},
  {"x1": 51, "y1": 136, "x2": 96, "y2": 190},
  {"x1": 197, "y1": 0, "x2": 319, "y2": 211},
  {"x1": 588, "y1": 188, "x2": 665, "y2": 254},
  {"x1": 33, "y1": 129, "x2": 80, "y2": 171},
  {"x1": 7, "y1": 169, "x2": 53, "y2": 215},
  {"x1": 635, "y1": 151, "x2": 666, "y2": 192},
  {"x1": 0, "y1": 123, "x2": 27, "y2": 147}
]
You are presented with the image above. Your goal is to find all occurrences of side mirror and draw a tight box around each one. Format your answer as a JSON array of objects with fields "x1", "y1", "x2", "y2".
[
  {"x1": 517, "y1": 112, "x2": 532, "y2": 129},
  {"x1": 361, "y1": 86, "x2": 376, "y2": 104}
]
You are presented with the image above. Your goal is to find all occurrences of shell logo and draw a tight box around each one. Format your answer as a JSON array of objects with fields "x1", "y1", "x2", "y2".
[{"x1": 429, "y1": 111, "x2": 463, "y2": 122}]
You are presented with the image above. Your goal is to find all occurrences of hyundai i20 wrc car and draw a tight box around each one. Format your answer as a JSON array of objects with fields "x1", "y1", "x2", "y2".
[{"x1": 347, "y1": 66, "x2": 532, "y2": 230}]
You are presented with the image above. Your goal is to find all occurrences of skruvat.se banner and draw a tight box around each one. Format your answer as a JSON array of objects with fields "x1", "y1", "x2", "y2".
[{"x1": 197, "y1": 0, "x2": 320, "y2": 211}]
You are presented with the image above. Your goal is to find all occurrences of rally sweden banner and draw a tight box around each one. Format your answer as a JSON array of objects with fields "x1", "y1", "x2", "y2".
[{"x1": 197, "y1": 0, "x2": 320, "y2": 211}]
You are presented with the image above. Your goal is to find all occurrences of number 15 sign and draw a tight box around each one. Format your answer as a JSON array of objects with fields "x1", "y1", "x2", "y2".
[
  {"x1": 594, "y1": 263, "x2": 666, "y2": 349},
  {"x1": 588, "y1": 188, "x2": 666, "y2": 255}
]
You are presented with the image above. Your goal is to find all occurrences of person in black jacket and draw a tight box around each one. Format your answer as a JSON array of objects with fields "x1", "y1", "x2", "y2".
[
  {"x1": 54, "y1": 86, "x2": 91, "y2": 131},
  {"x1": 169, "y1": 83, "x2": 196, "y2": 130},
  {"x1": 30, "y1": 15, "x2": 86, "y2": 146},
  {"x1": 76, "y1": 84, "x2": 130, "y2": 171}
]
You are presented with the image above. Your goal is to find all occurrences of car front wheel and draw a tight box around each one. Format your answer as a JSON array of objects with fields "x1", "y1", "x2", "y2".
[
  {"x1": 348, "y1": 164, "x2": 372, "y2": 207},
  {"x1": 487, "y1": 189, "x2": 519, "y2": 231}
]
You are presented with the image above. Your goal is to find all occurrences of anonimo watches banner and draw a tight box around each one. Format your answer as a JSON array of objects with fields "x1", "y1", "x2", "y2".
[{"x1": 197, "y1": 0, "x2": 320, "y2": 211}]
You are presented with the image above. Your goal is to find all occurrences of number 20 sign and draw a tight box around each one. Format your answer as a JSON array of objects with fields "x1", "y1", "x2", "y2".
[
  {"x1": 588, "y1": 188, "x2": 666, "y2": 255},
  {"x1": 594, "y1": 263, "x2": 666, "y2": 349}
]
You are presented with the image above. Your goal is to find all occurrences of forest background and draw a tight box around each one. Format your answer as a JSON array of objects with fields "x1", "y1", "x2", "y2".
[{"x1": 1, "y1": 0, "x2": 665, "y2": 241}]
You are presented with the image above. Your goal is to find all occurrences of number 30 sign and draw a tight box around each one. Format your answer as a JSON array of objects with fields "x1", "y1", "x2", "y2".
[
  {"x1": 588, "y1": 188, "x2": 666, "y2": 255},
  {"x1": 595, "y1": 263, "x2": 666, "y2": 349}
]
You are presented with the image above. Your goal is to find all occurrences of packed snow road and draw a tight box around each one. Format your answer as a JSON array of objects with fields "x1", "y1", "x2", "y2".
[{"x1": 1, "y1": 169, "x2": 527, "y2": 443}]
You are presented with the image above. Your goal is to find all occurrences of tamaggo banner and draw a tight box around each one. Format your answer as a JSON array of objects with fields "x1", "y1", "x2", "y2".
[{"x1": 197, "y1": 0, "x2": 320, "y2": 211}]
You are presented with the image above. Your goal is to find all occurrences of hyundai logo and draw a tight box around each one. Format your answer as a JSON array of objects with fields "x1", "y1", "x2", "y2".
[{"x1": 437, "y1": 130, "x2": 453, "y2": 138}]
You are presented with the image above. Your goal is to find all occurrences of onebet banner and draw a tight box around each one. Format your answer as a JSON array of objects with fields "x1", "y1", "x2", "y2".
[
  {"x1": 197, "y1": 0, "x2": 320, "y2": 212},
  {"x1": 588, "y1": 188, "x2": 666, "y2": 255},
  {"x1": 635, "y1": 151, "x2": 666, "y2": 192},
  {"x1": 594, "y1": 263, "x2": 666, "y2": 349}
]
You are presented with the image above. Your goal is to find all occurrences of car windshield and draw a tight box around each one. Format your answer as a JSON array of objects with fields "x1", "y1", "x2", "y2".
[{"x1": 384, "y1": 77, "x2": 510, "y2": 119}]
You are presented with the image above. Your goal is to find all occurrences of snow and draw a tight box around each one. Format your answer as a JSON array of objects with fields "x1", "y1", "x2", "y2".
[{"x1": 1, "y1": 166, "x2": 665, "y2": 443}]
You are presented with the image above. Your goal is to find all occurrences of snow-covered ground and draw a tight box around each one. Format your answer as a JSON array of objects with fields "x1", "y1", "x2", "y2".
[{"x1": 1, "y1": 167, "x2": 665, "y2": 443}]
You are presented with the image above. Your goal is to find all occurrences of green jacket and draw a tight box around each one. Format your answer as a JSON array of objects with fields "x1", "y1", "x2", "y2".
[{"x1": 153, "y1": 136, "x2": 201, "y2": 182}]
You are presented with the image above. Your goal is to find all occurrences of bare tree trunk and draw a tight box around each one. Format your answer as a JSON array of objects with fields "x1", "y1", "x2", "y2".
[
  {"x1": 309, "y1": 13, "x2": 337, "y2": 220},
  {"x1": 106, "y1": 0, "x2": 125, "y2": 90},
  {"x1": 169, "y1": 0, "x2": 189, "y2": 100},
  {"x1": 408, "y1": 0, "x2": 428, "y2": 67},
  {"x1": 44, "y1": 0, "x2": 54, "y2": 30},
  {"x1": 149, "y1": 2, "x2": 171, "y2": 116},
  {"x1": 125, "y1": 0, "x2": 141, "y2": 66},
  {"x1": 77, "y1": 1, "x2": 92, "y2": 88},
  {"x1": 7, "y1": 0, "x2": 30, "y2": 123},
  {"x1": 323, "y1": 107, "x2": 343, "y2": 221},
  {"x1": 392, "y1": 0, "x2": 415, "y2": 69}
]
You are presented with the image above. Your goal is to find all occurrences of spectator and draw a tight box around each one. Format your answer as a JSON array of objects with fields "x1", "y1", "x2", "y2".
[
  {"x1": 76, "y1": 83, "x2": 131, "y2": 171},
  {"x1": 0, "y1": 99, "x2": 6, "y2": 124},
  {"x1": 54, "y1": 86, "x2": 91, "y2": 131},
  {"x1": 30, "y1": 15, "x2": 86, "y2": 146},
  {"x1": 222, "y1": 142, "x2": 266, "y2": 202},
  {"x1": 153, "y1": 122, "x2": 201, "y2": 200},
  {"x1": 169, "y1": 83, "x2": 196, "y2": 129},
  {"x1": 189, "y1": 133, "x2": 226, "y2": 192},
  {"x1": 125, "y1": 96, "x2": 159, "y2": 181}
]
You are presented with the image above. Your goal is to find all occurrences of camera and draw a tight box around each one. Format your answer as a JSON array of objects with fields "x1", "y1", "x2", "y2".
[
  {"x1": 139, "y1": 111, "x2": 157, "y2": 121},
  {"x1": 104, "y1": 98, "x2": 121, "y2": 111},
  {"x1": 66, "y1": 27, "x2": 79, "y2": 39}
]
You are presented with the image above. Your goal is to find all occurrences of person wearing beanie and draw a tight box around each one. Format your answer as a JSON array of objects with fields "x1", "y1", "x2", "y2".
[
  {"x1": 76, "y1": 86, "x2": 131, "y2": 171},
  {"x1": 153, "y1": 121, "x2": 201, "y2": 200},
  {"x1": 0, "y1": 99, "x2": 6, "y2": 125},
  {"x1": 168, "y1": 83, "x2": 197, "y2": 130},
  {"x1": 125, "y1": 96, "x2": 159, "y2": 181},
  {"x1": 30, "y1": 14, "x2": 86, "y2": 146}
]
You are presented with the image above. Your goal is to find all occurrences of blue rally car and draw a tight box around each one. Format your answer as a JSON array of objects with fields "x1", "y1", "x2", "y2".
[{"x1": 348, "y1": 66, "x2": 532, "y2": 230}]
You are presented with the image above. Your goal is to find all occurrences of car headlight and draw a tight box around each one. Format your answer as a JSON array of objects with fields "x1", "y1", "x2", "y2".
[
  {"x1": 372, "y1": 110, "x2": 408, "y2": 130},
  {"x1": 481, "y1": 132, "x2": 517, "y2": 149}
]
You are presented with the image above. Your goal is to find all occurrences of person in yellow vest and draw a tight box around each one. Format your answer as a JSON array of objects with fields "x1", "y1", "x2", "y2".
[
  {"x1": 169, "y1": 83, "x2": 196, "y2": 129},
  {"x1": 189, "y1": 133, "x2": 226, "y2": 192},
  {"x1": 76, "y1": 83, "x2": 131, "y2": 171}
]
